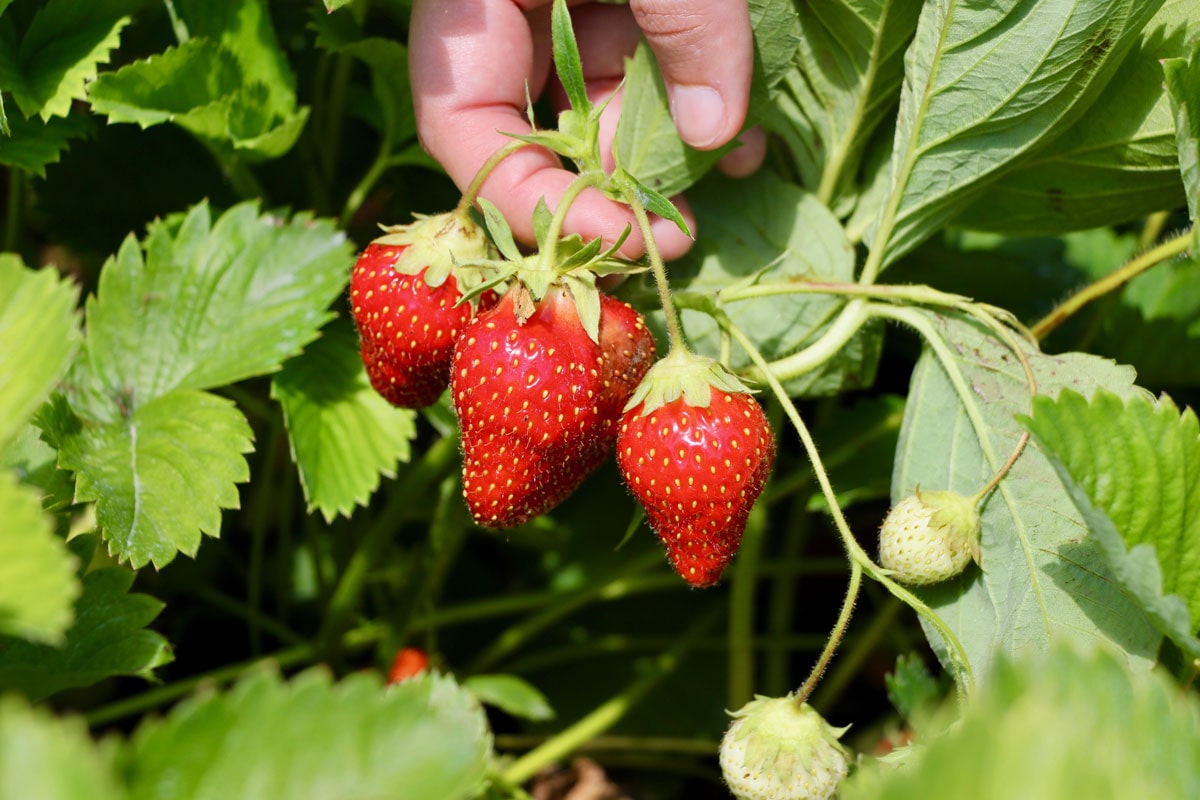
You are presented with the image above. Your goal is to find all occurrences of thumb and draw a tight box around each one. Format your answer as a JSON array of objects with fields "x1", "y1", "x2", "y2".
[{"x1": 630, "y1": 0, "x2": 753, "y2": 150}]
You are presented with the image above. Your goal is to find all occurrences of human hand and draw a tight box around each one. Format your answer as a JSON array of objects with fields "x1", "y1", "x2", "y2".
[{"x1": 409, "y1": 0, "x2": 763, "y2": 260}]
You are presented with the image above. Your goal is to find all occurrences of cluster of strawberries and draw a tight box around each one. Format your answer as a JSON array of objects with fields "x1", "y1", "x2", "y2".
[{"x1": 349, "y1": 210, "x2": 774, "y2": 588}]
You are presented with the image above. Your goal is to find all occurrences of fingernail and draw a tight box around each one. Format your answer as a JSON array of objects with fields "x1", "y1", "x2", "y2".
[{"x1": 669, "y1": 85, "x2": 726, "y2": 149}]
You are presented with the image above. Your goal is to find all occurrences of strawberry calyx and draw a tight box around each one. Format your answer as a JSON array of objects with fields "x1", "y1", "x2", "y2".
[
  {"x1": 623, "y1": 349, "x2": 752, "y2": 416},
  {"x1": 720, "y1": 695, "x2": 851, "y2": 800},
  {"x1": 372, "y1": 211, "x2": 497, "y2": 310}
]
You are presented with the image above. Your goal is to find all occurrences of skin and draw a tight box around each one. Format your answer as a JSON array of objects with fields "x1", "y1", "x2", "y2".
[{"x1": 410, "y1": 0, "x2": 764, "y2": 260}]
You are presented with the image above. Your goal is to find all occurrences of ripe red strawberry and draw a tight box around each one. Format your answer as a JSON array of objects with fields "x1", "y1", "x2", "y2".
[
  {"x1": 350, "y1": 212, "x2": 498, "y2": 408},
  {"x1": 386, "y1": 647, "x2": 429, "y2": 685},
  {"x1": 617, "y1": 353, "x2": 775, "y2": 587},
  {"x1": 453, "y1": 284, "x2": 655, "y2": 528}
]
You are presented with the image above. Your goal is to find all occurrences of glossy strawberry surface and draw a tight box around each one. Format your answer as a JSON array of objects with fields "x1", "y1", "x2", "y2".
[
  {"x1": 453, "y1": 287, "x2": 654, "y2": 528},
  {"x1": 350, "y1": 243, "x2": 497, "y2": 408},
  {"x1": 618, "y1": 391, "x2": 775, "y2": 587}
]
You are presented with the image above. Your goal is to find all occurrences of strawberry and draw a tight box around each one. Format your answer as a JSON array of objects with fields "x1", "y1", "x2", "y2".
[
  {"x1": 878, "y1": 489, "x2": 981, "y2": 585},
  {"x1": 617, "y1": 351, "x2": 775, "y2": 588},
  {"x1": 720, "y1": 695, "x2": 850, "y2": 800},
  {"x1": 350, "y1": 212, "x2": 498, "y2": 408},
  {"x1": 453, "y1": 284, "x2": 655, "y2": 528},
  {"x1": 386, "y1": 647, "x2": 429, "y2": 685}
]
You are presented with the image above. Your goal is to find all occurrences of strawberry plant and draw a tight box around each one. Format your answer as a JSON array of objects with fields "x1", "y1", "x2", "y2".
[{"x1": 3, "y1": 0, "x2": 1200, "y2": 798}]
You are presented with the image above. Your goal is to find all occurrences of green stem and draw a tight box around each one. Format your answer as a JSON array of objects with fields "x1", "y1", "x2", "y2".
[
  {"x1": 495, "y1": 734, "x2": 718, "y2": 757},
  {"x1": 728, "y1": 499, "x2": 770, "y2": 709},
  {"x1": 86, "y1": 623, "x2": 385, "y2": 728},
  {"x1": 4, "y1": 169, "x2": 20, "y2": 252},
  {"x1": 454, "y1": 140, "x2": 529, "y2": 218},
  {"x1": 318, "y1": 434, "x2": 460, "y2": 652},
  {"x1": 622, "y1": 185, "x2": 688, "y2": 353},
  {"x1": 322, "y1": 53, "x2": 354, "y2": 181},
  {"x1": 719, "y1": 312, "x2": 974, "y2": 694},
  {"x1": 161, "y1": 0, "x2": 189, "y2": 42},
  {"x1": 794, "y1": 561, "x2": 861, "y2": 705},
  {"x1": 500, "y1": 608, "x2": 720, "y2": 786},
  {"x1": 1032, "y1": 229, "x2": 1192, "y2": 339},
  {"x1": 341, "y1": 141, "x2": 391, "y2": 228},
  {"x1": 467, "y1": 550, "x2": 662, "y2": 673},
  {"x1": 740, "y1": 299, "x2": 871, "y2": 386},
  {"x1": 809, "y1": 595, "x2": 905, "y2": 710},
  {"x1": 538, "y1": 170, "x2": 605, "y2": 271},
  {"x1": 1138, "y1": 210, "x2": 1171, "y2": 250}
]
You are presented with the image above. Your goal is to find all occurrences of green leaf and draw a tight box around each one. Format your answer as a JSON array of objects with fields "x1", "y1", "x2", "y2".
[
  {"x1": 0, "y1": 471, "x2": 79, "y2": 645},
  {"x1": 550, "y1": 0, "x2": 589, "y2": 114},
  {"x1": 463, "y1": 674, "x2": 555, "y2": 722},
  {"x1": 745, "y1": 0, "x2": 802, "y2": 112},
  {"x1": 892, "y1": 313, "x2": 1161, "y2": 683},
  {"x1": 0, "y1": 255, "x2": 81, "y2": 449},
  {"x1": 87, "y1": 38, "x2": 243, "y2": 128},
  {"x1": 869, "y1": 0, "x2": 1164, "y2": 268},
  {"x1": 614, "y1": 41, "x2": 728, "y2": 197},
  {"x1": 956, "y1": 1, "x2": 1196, "y2": 234},
  {"x1": 122, "y1": 668, "x2": 491, "y2": 800},
  {"x1": 176, "y1": 0, "x2": 298, "y2": 118},
  {"x1": 88, "y1": 36, "x2": 309, "y2": 161},
  {"x1": 884, "y1": 652, "x2": 941, "y2": 724},
  {"x1": 78, "y1": 201, "x2": 351, "y2": 409},
  {"x1": 271, "y1": 324, "x2": 417, "y2": 523},
  {"x1": 477, "y1": 197, "x2": 521, "y2": 263},
  {"x1": 1, "y1": 422, "x2": 75, "y2": 513},
  {"x1": 0, "y1": 536, "x2": 172, "y2": 701},
  {"x1": 336, "y1": 37, "x2": 414, "y2": 150},
  {"x1": 765, "y1": 0, "x2": 920, "y2": 213},
  {"x1": 667, "y1": 169, "x2": 878, "y2": 397},
  {"x1": 0, "y1": 696, "x2": 124, "y2": 800},
  {"x1": 2, "y1": 0, "x2": 133, "y2": 120},
  {"x1": 843, "y1": 642, "x2": 1200, "y2": 800},
  {"x1": 1164, "y1": 37, "x2": 1200, "y2": 228},
  {"x1": 323, "y1": 0, "x2": 353, "y2": 11},
  {"x1": 42, "y1": 390, "x2": 253, "y2": 569},
  {"x1": 0, "y1": 111, "x2": 91, "y2": 176},
  {"x1": 1023, "y1": 390, "x2": 1200, "y2": 659}
]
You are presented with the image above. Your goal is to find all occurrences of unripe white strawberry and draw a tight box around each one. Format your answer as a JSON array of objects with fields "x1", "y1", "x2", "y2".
[
  {"x1": 878, "y1": 489, "x2": 981, "y2": 585},
  {"x1": 719, "y1": 696, "x2": 850, "y2": 800}
]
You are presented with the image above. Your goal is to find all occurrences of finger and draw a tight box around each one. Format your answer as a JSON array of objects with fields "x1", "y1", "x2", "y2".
[
  {"x1": 410, "y1": 0, "x2": 695, "y2": 259},
  {"x1": 629, "y1": 0, "x2": 753, "y2": 150},
  {"x1": 717, "y1": 126, "x2": 766, "y2": 178}
]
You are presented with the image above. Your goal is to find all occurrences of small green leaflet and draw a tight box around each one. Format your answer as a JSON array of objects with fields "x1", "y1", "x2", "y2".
[
  {"x1": 614, "y1": 42, "x2": 729, "y2": 197},
  {"x1": 1, "y1": 0, "x2": 133, "y2": 120},
  {"x1": 271, "y1": 324, "x2": 417, "y2": 523},
  {"x1": 0, "y1": 112, "x2": 91, "y2": 176},
  {"x1": 0, "y1": 255, "x2": 80, "y2": 449},
  {"x1": 1164, "y1": 37, "x2": 1200, "y2": 241},
  {"x1": 121, "y1": 668, "x2": 491, "y2": 800},
  {"x1": 0, "y1": 696, "x2": 124, "y2": 800},
  {"x1": 463, "y1": 673, "x2": 555, "y2": 722},
  {"x1": 892, "y1": 313, "x2": 1161, "y2": 683},
  {"x1": 868, "y1": 0, "x2": 1164, "y2": 269},
  {"x1": 550, "y1": 0, "x2": 589, "y2": 114},
  {"x1": 0, "y1": 536, "x2": 172, "y2": 701},
  {"x1": 1024, "y1": 390, "x2": 1200, "y2": 660},
  {"x1": 843, "y1": 642, "x2": 1200, "y2": 800},
  {"x1": 0, "y1": 472, "x2": 79, "y2": 646},
  {"x1": 79, "y1": 201, "x2": 352, "y2": 410},
  {"x1": 42, "y1": 390, "x2": 253, "y2": 569}
]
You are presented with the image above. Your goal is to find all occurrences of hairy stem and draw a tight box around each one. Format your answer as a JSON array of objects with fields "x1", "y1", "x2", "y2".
[
  {"x1": 1032, "y1": 229, "x2": 1192, "y2": 339},
  {"x1": 538, "y1": 170, "x2": 606, "y2": 271},
  {"x1": 455, "y1": 140, "x2": 530, "y2": 218},
  {"x1": 622, "y1": 186, "x2": 688, "y2": 353},
  {"x1": 500, "y1": 608, "x2": 720, "y2": 786}
]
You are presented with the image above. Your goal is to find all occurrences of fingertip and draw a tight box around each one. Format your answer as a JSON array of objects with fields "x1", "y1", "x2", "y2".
[{"x1": 717, "y1": 126, "x2": 767, "y2": 178}]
